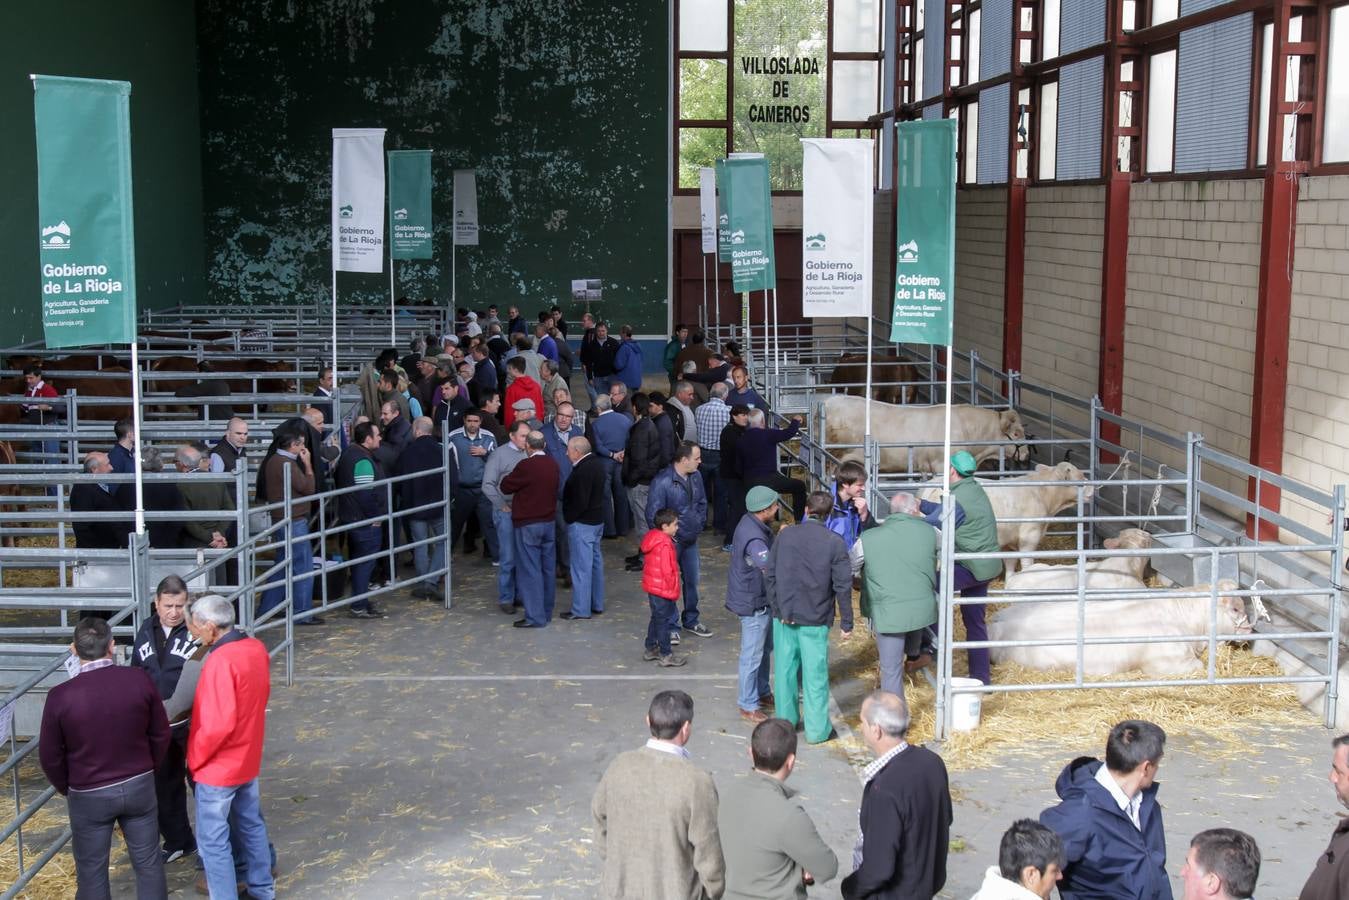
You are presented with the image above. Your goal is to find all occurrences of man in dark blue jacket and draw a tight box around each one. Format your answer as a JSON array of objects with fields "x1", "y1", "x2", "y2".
[
  {"x1": 335, "y1": 421, "x2": 388, "y2": 619},
  {"x1": 131, "y1": 575, "x2": 199, "y2": 862},
  {"x1": 395, "y1": 417, "x2": 454, "y2": 604},
  {"x1": 647, "y1": 442, "x2": 712, "y2": 640},
  {"x1": 1040, "y1": 720, "x2": 1172, "y2": 900},
  {"x1": 726, "y1": 486, "x2": 779, "y2": 723}
]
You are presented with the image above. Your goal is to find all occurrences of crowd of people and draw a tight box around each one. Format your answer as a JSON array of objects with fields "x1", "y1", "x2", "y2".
[{"x1": 595, "y1": 691, "x2": 1349, "y2": 899}]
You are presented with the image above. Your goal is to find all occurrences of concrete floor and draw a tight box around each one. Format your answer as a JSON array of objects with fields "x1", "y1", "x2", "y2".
[{"x1": 102, "y1": 528, "x2": 1338, "y2": 899}]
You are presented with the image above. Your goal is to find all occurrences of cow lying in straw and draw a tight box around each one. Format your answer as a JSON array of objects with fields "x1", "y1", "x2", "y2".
[
  {"x1": 988, "y1": 578, "x2": 1255, "y2": 675},
  {"x1": 1000, "y1": 527, "x2": 1154, "y2": 588}
]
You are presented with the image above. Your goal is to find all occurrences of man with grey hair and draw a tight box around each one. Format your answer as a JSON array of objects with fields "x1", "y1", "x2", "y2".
[
  {"x1": 186, "y1": 596, "x2": 275, "y2": 900},
  {"x1": 500, "y1": 429, "x2": 561, "y2": 627},
  {"x1": 667, "y1": 381, "x2": 699, "y2": 444},
  {"x1": 850, "y1": 492, "x2": 939, "y2": 699},
  {"x1": 694, "y1": 381, "x2": 731, "y2": 535},
  {"x1": 539, "y1": 359, "x2": 568, "y2": 419},
  {"x1": 70, "y1": 450, "x2": 130, "y2": 549},
  {"x1": 842, "y1": 690, "x2": 951, "y2": 899},
  {"x1": 590, "y1": 392, "x2": 633, "y2": 538},
  {"x1": 561, "y1": 435, "x2": 608, "y2": 619}
]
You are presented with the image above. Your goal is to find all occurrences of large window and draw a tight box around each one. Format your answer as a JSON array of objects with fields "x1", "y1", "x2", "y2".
[
  {"x1": 1145, "y1": 49, "x2": 1177, "y2": 173},
  {"x1": 1325, "y1": 5, "x2": 1349, "y2": 162},
  {"x1": 675, "y1": 0, "x2": 884, "y2": 191}
]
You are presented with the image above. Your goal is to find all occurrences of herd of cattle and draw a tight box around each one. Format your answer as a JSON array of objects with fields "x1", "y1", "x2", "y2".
[{"x1": 0, "y1": 346, "x2": 1264, "y2": 679}]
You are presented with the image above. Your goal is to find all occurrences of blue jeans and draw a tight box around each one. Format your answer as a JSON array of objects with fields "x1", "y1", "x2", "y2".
[
  {"x1": 646, "y1": 594, "x2": 674, "y2": 655},
  {"x1": 196, "y1": 779, "x2": 274, "y2": 900},
  {"x1": 567, "y1": 521, "x2": 605, "y2": 617},
  {"x1": 514, "y1": 521, "x2": 556, "y2": 625},
  {"x1": 669, "y1": 539, "x2": 701, "y2": 630},
  {"x1": 600, "y1": 458, "x2": 631, "y2": 538},
  {"x1": 258, "y1": 517, "x2": 314, "y2": 617},
  {"x1": 699, "y1": 452, "x2": 723, "y2": 531},
  {"x1": 347, "y1": 524, "x2": 381, "y2": 612},
  {"x1": 737, "y1": 607, "x2": 774, "y2": 711},
  {"x1": 494, "y1": 508, "x2": 516, "y2": 607},
  {"x1": 452, "y1": 486, "x2": 498, "y2": 559},
  {"x1": 408, "y1": 517, "x2": 447, "y2": 589}
]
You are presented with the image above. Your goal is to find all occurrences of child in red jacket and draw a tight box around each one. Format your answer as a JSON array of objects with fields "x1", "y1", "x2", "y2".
[{"x1": 641, "y1": 509, "x2": 686, "y2": 667}]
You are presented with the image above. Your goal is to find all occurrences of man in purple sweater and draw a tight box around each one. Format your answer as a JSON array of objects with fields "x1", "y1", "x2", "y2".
[{"x1": 40, "y1": 617, "x2": 171, "y2": 898}]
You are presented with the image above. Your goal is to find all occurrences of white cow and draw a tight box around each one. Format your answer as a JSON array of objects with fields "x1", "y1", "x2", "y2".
[
  {"x1": 918, "y1": 462, "x2": 1095, "y2": 571},
  {"x1": 823, "y1": 395, "x2": 1030, "y2": 474},
  {"x1": 988, "y1": 578, "x2": 1254, "y2": 675},
  {"x1": 1001, "y1": 527, "x2": 1154, "y2": 585}
]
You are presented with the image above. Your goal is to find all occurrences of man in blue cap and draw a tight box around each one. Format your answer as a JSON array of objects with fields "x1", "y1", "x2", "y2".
[{"x1": 917, "y1": 450, "x2": 1001, "y2": 684}]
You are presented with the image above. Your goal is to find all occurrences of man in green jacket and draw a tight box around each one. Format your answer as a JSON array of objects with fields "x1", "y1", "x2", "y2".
[
  {"x1": 851, "y1": 492, "x2": 938, "y2": 700},
  {"x1": 663, "y1": 324, "x2": 688, "y2": 390},
  {"x1": 718, "y1": 717, "x2": 839, "y2": 899},
  {"x1": 917, "y1": 451, "x2": 1002, "y2": 684}
]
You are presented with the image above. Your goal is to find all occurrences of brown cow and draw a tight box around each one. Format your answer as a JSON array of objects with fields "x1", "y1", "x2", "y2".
[
  {"x1": 828, "y1": 353, "x2": 924, "y2": 405},
  {"x1": 6, "y1": 353, "x2": 128, "y2": 373}
]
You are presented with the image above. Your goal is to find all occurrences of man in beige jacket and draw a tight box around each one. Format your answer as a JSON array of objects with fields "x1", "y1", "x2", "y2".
[{"x1": 592, "y1": 690, "x2": 725, "y2": 899}]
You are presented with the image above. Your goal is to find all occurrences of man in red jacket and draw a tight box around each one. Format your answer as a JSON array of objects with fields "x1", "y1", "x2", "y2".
[
  {"x1": 503, "y1": 357, "x2": 544, "y2": 427},
  {"x1": 186, "y1": 594, "x2": 275, "y2": 900}
]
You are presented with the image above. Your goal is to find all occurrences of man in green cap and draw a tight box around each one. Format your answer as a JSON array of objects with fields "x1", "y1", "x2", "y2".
[
  {"x1": 850, "y1": 492, "x2": 939, "y2": 699},
  {"x1": 917, "y1": 450, "x2": 1001, "y2": 684},
  {"x1": 726, "y1": 485, "x2": 781, "y2": 725}
]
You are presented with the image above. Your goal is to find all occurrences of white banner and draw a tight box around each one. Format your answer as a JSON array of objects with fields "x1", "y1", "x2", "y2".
[
  {"x1": 332, "y1": 128, "x2": 387, "y2": 273},
  {"x1": 453, "y1": 169, "x2": 479, "y2": 246},
  {"x1": 698, "y1": 167, "x2": 717, "y2": 254},
  {"x1": 801, "y1": 138, "x2": 874, "y2": 318}
]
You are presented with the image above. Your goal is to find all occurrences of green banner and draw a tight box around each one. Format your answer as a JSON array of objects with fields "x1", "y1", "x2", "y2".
[
  {"x1": 891, "y1": 120, "x2": 956, "y2": 346},
  {"x1": 388, "y1": 150, "x2": 433, "y2": 260},
  {"x1": 715, "y1": 159, "x2": 731, "y2": 263},
  {"x1": 723, "y1": 156, "x2": 776, "y2": 293},
  {"x1": 33, "y1": 76, "x2": 136, "y2": 349}
]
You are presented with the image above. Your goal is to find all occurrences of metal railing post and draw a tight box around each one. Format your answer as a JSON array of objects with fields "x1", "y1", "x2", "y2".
[
  {"x1": 1329, "y1": 484, "x2": 1345, "y2": 727},
  {"x1": 130, "y1": 531, "x2": 151, "y2": 630},
  {"x1": 936, "y1": 497, "x2": 956, "y2": 740},
  {"x1": 1185, "y1": 432, "x2": 1201, "y2": 535},
  {"x1": 442, "y1": 434, "x2": 453, "y2": 609},
  {"x1": 969, "y1": 349, "x2": 981, "y2": 406},
  {"x1": 283, "y1": 463, "x2": 294, "y2": 687},
  {"x1": 237, "y1": 460, "x2": 253, "y2": 633}
]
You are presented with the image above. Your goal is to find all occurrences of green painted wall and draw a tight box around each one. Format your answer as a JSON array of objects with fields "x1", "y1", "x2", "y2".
[
  {"x1": 0, "y1": 0, "x2": 205, "y2": 346},
  {"x1": 196, "y1": 0, "x2": 670, "y2": 333}
]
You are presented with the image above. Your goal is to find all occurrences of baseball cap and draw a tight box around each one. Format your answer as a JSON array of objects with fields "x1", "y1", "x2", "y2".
[
  {"x1": 951, "y1": 451, "x2": 978, "y2": 476},
  {"x1": 745, "y1": 485, "x2": 780, "y2": 513}
]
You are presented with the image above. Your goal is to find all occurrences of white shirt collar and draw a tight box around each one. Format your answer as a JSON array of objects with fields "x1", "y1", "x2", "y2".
[
  {"x1": 645, "y1": 738, "x2": 691, "y2": 760},
  {"x1": 1094, "y1": 764, "x2": 1143, "y2": 829},
  {"x1": 77, "y1": 658, "x2": 115, "y2": 675},
  {"x1": 863, "y1": 740, "x2": 908, "y2": 782}
]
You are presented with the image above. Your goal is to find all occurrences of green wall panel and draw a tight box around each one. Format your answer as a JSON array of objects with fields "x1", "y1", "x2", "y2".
[
  {"x1": 0, "y1": 0, "x2": 206, "y2": 346},
  {"x1": 196, "y1": 0, "x2": 670, "y2": 333}
]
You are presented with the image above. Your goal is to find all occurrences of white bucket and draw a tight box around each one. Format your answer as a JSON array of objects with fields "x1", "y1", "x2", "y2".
[{"x1": 950, "y1": 677, "x2": 984, "y2": 732}]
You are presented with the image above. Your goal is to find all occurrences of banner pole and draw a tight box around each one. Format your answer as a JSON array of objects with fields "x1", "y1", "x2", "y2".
[
  {"x1": 771, "y1": 288, "x2": 780, "y2": 386},
  {"x1": 129, "y1": 337, "x2": 145, "y2": 535},
  {"x1": 865, "y1": 315, "x2": 873, "y2": 438},
  {"x1": 701, "y1": 255, "x2": 708, "y2": 333},
  {"x1": 451, "y1": 176, "x2": 458, "y2": 311},
  {"x1": 714, "y1": 259, "x2": 721, "y2": 337},
  {"x1": 761, "y1": 290, "x2": 768, "y2": 377},
  {"x1": 451, "y1": 242, "x2": 457, "y2": 312},
  {"x1": 389, "y1": 254, "x2": 396, "y2": 347}
]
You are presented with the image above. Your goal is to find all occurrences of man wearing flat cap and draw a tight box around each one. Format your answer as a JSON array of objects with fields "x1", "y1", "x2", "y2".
[{"x1": 727, "y1": 485, "x2": 781, "y2": 725}]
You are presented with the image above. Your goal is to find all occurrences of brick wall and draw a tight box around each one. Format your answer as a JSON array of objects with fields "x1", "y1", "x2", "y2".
[
  {"x1": 953, "y1": 189, "x2": 1007, "y2": 370},
  {"x1": 1122, "y1": 180, "x2": 1261, "y2": 503},
  {"x1": 1021, "y1": 184, "x2": 1105, "y2": 432},
  {"x1": 1282, "y1": 175, "x2": 1349, "y2": 534}
]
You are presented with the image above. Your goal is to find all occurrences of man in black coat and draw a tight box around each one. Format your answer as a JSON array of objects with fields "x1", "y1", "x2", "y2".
[
  {"x1": 719, "y1": 405, "x2": 751, "y2": 548},
  {"x1": 130, "y1": 576, "x2": 200, "y2": 861},
  {"x1": 561, "y1": 437, "x2": 608, "y2": 620},
  {"x1": 70, "y1": 451, "x2": 130, "y2": 549},
  {"x1": 395, "y1": 417, "x2": 455, "y2": 604},
  {"x1": 842, "y1": 691, "x2": 951, "y2": 899},
  {"x1": 622, "y1": 393, "x2": 666, "y2": 570}
]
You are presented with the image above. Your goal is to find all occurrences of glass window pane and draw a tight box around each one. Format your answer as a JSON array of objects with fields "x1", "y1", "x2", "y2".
[
  {"x1": 1257, "y1": 23, "x2": 1272, "y2": 166},
  {"x1": 1146, "y1": 50, "x2": 1176, "y2": 172},
  {"x1": 680, "y1": 0, "x2": 729, "y2": 52},
  {"x1": 1325, "y1": 8, "x2": 1349, "y2": 161},
  {"x1": 967, "y1": 9, "x2": 981, "y2": 85},
  {"x1": 678, "y1": 128, "x2": 726, "y2": 189},
  {"x1": 835, "y1": 0, "x2": 883, "y2": 51},
  {"x1": 915, "y1": 37, "x2": 925, "y2": 99},
  {"x1": 1042, "y1": 0, "x2": 1060, "y2": 60},
  {"x1": 917, "y1": 0, "x2": 926, "y2": 33},
  {"x1": 833, "y1": 60, "x2": 880, "y2": 120},
  {"x1": 1017, "y1": 88, "x2": 1032, "y2": 178},
  {"x1": 733, "y1": 0, "x2": 828, "y2": 190},
  {"x1": 965, "y1": 101, "x2": 979, "y2": 182},
  {"x1": 1151, "y1": 0, "x2": 1178, "y2": 27},
  {"x1": 1038, "y1": 81, "x2": 1058, "y2": 179},
  {"x1": 681, "y1": 58, "x2": 728, "y2": 120},
  {"x1": 1122, "y1": 0, "x2": 1137, "y2": 31}
]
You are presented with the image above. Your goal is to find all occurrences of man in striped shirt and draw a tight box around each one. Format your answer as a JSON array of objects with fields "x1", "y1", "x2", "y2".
[{"x1": 694, "y1": 383, "x2": 732, "y2": 538}]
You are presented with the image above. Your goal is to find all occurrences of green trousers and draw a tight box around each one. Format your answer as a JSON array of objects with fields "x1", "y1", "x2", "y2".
[{"x1": 772, "y1": 619, "x2": 833, "y2": 744}]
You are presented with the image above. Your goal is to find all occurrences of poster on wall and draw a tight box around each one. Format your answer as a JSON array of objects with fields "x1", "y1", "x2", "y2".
[
  {"x1": 387, "y1": 150, "x2": 433, "y2": 260},
  {"x1": 698, "y1": 167, "x2": 717, "y2": 254},
  {"x1": 32, "y1": 75, "x2": 137, "y2": 348},
  {"x1": 570, "y1": 278, "x2": 602, "y2": 302},
  {"x1": 890, "y1": 120, "x2": 956, "y2": 346},
  {"x1": 801, "y1": 138, "x2": 873, "y2": 318},
  {"x1": 332, "y1": 127, "x2": 387, "y2": 273},
  {"x1": 722, "y1": 155, "x2": 776, "y2": 293},
  {"x1": 453, "y1": 169, "x2": 479, "y2": 246}
]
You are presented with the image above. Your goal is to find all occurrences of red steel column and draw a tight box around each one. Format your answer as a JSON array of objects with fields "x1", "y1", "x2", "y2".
[
  {"x1": 1246, "y1": 0, "x2": 1315, "y2": 538},
  {"x1": 1097, "y1": 170, "x2": 1131, "y2": 421}
]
